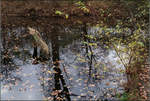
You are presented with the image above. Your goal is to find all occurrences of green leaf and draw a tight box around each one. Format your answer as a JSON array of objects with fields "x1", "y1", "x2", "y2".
[
  {"x1": 137, "y1": 42, "x2": 144, "y2": 47},
  {"x1": 55, "y1": 10, "x2": 63, "y2": 15}
]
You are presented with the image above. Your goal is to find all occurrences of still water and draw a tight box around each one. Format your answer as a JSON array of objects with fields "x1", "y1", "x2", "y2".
[{"x1": 1, "y1": 21, "x2": 127, "y2": 100}]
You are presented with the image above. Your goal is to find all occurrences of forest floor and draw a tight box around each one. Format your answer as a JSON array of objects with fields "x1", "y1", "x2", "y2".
[
  {"x1": 139, "y1": 64, "x2": 150, "y2": 101},
  {"x1": 147, "y1": 64, "x2": 150, "y2": 101}
]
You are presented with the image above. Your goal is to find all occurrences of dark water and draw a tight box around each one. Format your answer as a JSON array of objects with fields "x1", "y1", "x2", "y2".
[{"x1": 1, "y1": 20, "x2": 127, "y2": 100}]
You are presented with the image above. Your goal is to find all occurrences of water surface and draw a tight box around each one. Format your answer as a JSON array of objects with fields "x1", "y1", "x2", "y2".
[{"x1": 1, "y1": 21, "x2": 127, "y2": 100}]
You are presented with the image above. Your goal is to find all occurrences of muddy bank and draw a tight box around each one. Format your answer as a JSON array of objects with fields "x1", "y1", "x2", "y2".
[{"x1": 1, "y1": 0, "x2": 129, "y2": 26}]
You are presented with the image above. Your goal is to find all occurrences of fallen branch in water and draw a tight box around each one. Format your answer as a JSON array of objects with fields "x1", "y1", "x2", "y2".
[{"x1": 28, "y1": 27, "x2": 49, "y2": 55}]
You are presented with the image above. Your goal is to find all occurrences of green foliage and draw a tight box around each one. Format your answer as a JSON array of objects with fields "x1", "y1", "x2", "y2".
[
  {"x1": 75, "y1": 1, "x2": 85, "y2": 6},
  {"x1": 116, "y1": 92, "x2": 136, "y2": 101},
  {"x1": 120, "y1": 93, "x2": 130, "y2": 101},
  {"x1": 55, "y1": 10, "x2": 69, "y2": 19},
  {"x1": 55, "y1": 10, "x2": 63, "y2": 15},
  {"x1": 75, "y1": 1, "x2": 89, "y2": 13}
]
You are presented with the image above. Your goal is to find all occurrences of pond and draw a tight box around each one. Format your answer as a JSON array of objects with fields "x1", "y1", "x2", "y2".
[{"x1": 1, "y1": 18, "x2": 127, "y2": 101}]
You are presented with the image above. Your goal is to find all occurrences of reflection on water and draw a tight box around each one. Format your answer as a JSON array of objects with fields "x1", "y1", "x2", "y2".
[
  {"x1": 51, "y1": 27, "x2": 71, "y2": 101},
  {"x1": 1, "y1": 19, "x2": 126, "y2": 100},
  {"x1": 1, "y1": 61, "x2": 44, "y2": 100}
]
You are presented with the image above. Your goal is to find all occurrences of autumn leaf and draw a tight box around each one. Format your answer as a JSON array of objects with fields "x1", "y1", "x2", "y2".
[{"x1": 65, "y1": 14, "x2": 69, "y2": 19}]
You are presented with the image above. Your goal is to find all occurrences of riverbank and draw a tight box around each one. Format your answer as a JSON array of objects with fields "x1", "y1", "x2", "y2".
[{"x1": 1, "y1": 0, "x2": 129, "y2": 26}]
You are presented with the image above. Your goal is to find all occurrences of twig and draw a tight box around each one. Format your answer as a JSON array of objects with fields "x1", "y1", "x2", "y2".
[{"x1": 112, "y1": 44, "x2": 127, "y2": 69}]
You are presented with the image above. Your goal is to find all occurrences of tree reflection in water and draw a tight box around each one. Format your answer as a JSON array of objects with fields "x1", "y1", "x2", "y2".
[{"x1": 51, "y1": 26, "x2": 71, "y2": 101}]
